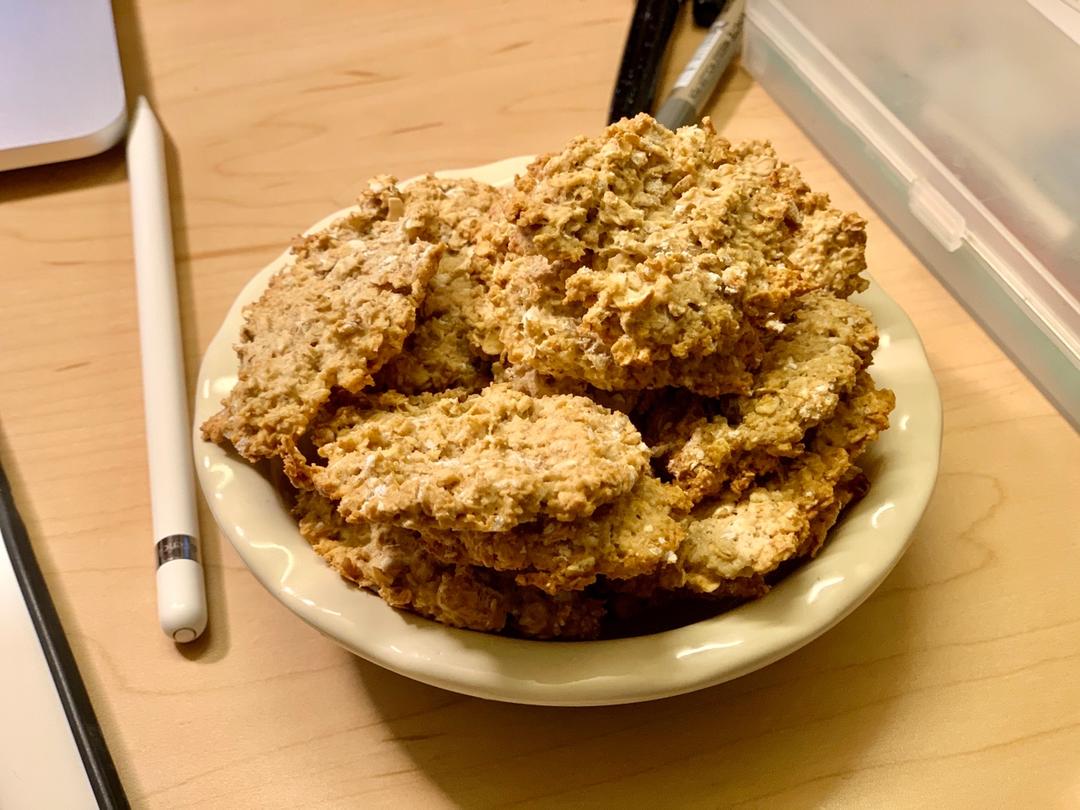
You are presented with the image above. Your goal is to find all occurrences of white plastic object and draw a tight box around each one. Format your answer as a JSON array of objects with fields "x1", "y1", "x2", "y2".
[
  {"x1": 0, "y1": 0, "x2": 127, "y2": 171},
  {"x1": 127, "y1": 97, "x2": 208, "y2": 643},
  {"x1": 744, "y1": 0, "x2": 1080, "y2": 428}
]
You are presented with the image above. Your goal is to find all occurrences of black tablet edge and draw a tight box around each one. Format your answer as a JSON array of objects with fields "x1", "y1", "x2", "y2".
[{"x1": 0, "y1": 460, "x2": 130, "y2": 810}]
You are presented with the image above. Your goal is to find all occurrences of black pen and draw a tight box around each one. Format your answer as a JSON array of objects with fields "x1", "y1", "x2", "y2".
[{"x1": 608, "y1": 0, "x2": 686, "y2": 124}]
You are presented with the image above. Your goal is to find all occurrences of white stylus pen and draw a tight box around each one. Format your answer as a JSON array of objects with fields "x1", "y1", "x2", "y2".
[{"x1": 127, "y1": 97, "x2": 208, "y2": 644}]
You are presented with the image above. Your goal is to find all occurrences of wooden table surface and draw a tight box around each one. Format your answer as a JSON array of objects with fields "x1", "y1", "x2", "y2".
[{"x1": 2, "y1": 1, "x2": 1078, "y2": 807}]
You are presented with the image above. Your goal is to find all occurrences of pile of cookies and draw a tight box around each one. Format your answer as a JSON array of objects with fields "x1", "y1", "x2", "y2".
[{"x1": 203, "y1": 115, "x2": 894, "y2": 639}]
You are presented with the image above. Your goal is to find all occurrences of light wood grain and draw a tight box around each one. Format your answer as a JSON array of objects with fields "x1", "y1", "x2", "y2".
[{"x1": 1, "y1": 2, "x2": 1078, "y2": 807}]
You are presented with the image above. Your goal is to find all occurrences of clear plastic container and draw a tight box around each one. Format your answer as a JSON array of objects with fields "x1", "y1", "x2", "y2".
[{"x1": 743, "y1": 0, "x2": 1080, "y2": 428}]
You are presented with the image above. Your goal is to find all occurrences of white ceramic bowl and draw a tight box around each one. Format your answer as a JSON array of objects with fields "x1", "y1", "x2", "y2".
[{"x1": 193, "y1": 157, "x2": 942, "y2": 706}]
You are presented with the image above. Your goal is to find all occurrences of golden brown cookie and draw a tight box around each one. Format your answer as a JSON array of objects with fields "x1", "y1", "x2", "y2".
[
  {"x1": 310, "y1": 384, "x2": 651, "y2": 532},
  {"x1": 659, "y1": 375, "x2": 893, "y2": 594},
  {"x1": 418, "y1": 474, "x2": 687, "y2": 594},
  {"x1": 658, "y1": 292, "x2": 880, "y2": 503},
  {"x1": 489, "y1": 115, "x2": 868, "y2": 395},
  {"x1": 201, "y1": 178, "x2": 442, "y2": 464},
  {"x1": 294, "y1": 490, "x2": 604, "y2": 638},
  {"x1": 374, "y1": 177, "x2": 510, "y2": 393},
  {"x1": 490, "y1": 254, "x2": 761, "y2": 396}
]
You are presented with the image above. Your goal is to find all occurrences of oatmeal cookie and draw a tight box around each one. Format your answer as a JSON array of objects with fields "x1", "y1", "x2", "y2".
[
  {"x1": 374, "y1": 177, "x2": 510, "y2": 393},
  {"x1": 489, "y1": 115, "x2": 868, "y2": 394},
  {"x1": 311, "y1": 384, "x2": 651, "y2": 532},
  {"x1": 202, "y1": 178, "x2": 441, "y2": 464},
  {"x1": 418, "y1": 474, "x2": 687, "y2": 594},
  {"x1": 663, "y1": 292, "x2": 880, "y2": 503},
  {"x1": 660, "y1": 375, "x2": 893, "y2": 594},
  {"x1": 295, "y1": 490, "x2": 604, "y2": 638}
]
